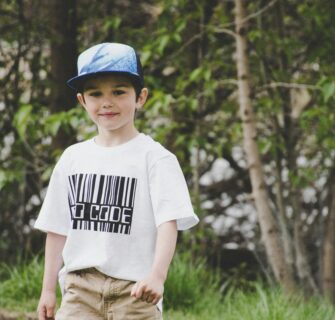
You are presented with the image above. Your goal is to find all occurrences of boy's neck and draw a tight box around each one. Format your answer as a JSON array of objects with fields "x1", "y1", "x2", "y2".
[{"x1": 94, "y1": 128, "x2": 140, "y2": 147}]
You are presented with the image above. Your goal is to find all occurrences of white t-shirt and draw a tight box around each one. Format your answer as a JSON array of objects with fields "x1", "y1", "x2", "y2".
[{"x1": 35, "y1": 133, "x2": 198, "y2": 290}]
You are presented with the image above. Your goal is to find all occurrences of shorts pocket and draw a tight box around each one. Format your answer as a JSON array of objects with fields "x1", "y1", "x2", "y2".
[{"x1": 63, "y1": 271, "x2": 77, "y2": 292}]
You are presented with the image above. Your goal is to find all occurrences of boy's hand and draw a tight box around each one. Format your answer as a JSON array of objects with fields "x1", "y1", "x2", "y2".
[
  {"x1": 131, "y1": 221, "x2": 177, "y2": 305},
  {"x1": 37, "y1": 290, "x2": 57, "y2": 320},
  {"x1": 130, "y1": 273, "x2": 164, "y2": 305}
]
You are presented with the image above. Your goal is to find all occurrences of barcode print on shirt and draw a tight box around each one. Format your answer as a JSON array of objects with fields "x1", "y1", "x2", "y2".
[{"x1": 67, "y1": 174, "x2": 137, "y2": 235}]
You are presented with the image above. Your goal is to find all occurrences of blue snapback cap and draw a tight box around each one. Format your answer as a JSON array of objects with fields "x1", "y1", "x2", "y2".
[{"x1": 67, "y1": 42, "x2": 144, "y2": 91}]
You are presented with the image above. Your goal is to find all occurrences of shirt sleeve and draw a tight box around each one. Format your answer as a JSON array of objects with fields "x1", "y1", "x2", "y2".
[
  {"x1": 34, "y1": 151, "x2": 71, "y2": 236},
  {"x1": 149, "y1": 154, "x2": 199, "y2": 230}
]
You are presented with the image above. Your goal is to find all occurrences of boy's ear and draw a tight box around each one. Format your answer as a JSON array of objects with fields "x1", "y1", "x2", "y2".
[
  {"x1": 77, "y1": 93, "x2": 86, "y2": 108},
  {"x1": 136, "y1": 88, "x2": 149, "y2": 110}
]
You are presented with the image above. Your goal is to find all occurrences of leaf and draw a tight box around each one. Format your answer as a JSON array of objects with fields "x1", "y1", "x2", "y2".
[
  {"x1": 140, "y1": 50, "x2": 151, "y2": 66},
  {"x1": 248, "y1": 30, "x2": 262, "y2": 41},
  {"x1": 321, "y1": 82, "x2": 335, "y2": 102},
  {"x1": 204, "y1": 69, "x2": 211, "y2": 82},
  {"x1": 13, "y1": 104, "x2": 33, "y2": 139},
  {"x1": 258, "y1": 139, "x2": 272, "y2": 155},
  {"x1": 158, "y1": 35, "x2": 170, "y2": 54},
  {"x1": 0, "y1": 171, "x2": 6, "y2": 191},
  {"x1": 45, "y1": 112, "x2": 68, "y2": 136},
  {"x1": 190, "y1": 99, "x2": 198, "y2": 111},
  {"x1": 41, "y1": 166, "x2": 53, "y2": 182},
  {"x1": 111, "y1": 17, "x2": 122, "y2": 29},
  {"x1": 0, "y1": 170, "x2": 19, "y2": 191},
  {"x1": 172, "y1": 33, "x2": 182, "y2": 43},
  {"x1": 103, "y1": 17, "x2": 122, "y2": 32},
  {"x1": 189, "y1": 67, "x2": 202, "y2": 82}
]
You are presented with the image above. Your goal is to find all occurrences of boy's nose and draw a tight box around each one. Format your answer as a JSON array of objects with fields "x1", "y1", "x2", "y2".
[{"x1": 101, "y1": 98, "x2": 114, "y2": 108}]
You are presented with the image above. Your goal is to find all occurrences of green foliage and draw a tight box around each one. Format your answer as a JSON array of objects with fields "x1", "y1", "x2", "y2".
[
  {"x1": 0, "y1": 169, "x2": 22, "y2": 192},
  {"x1": 300, "y1": 77, "x2": 335, "y2": 153},
  {"x1": 222, "y1": 283, "x2": 335, "y2": 320},
  {"x1": 0, "y1": 256, "x2": 61, "y2": 312},
  {"x1": 0, "y1": 253, "x2": 222, "y2": 313},
  {"x1": 0, "y1": 255, "x2": 334, "y2": 319},
  {"x1": 166, "y1": 284, "x2": 335, "y2": 320},
  {"x1": 0, "y1": 255, "x2": 335, "y2": 320},
  {"x1": 164, "y1": 253, "x2": 222, "y2": 312},
  {"x1": 321, "y1": 82, "x2": 335, "y2": 103},
  {"x1": 2, "y1": 0, "x2": 335, "y2": 303},
  {"x1": 13, "y1": 105, "x2": 33, "y2": 140}
]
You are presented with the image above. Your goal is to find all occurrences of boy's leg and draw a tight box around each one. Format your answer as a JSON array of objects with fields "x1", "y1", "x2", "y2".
[
  {"x1": 55, "y1": 269, "x2": 104, "y2": 320},
  {"x1": 107, "y1": 278, "x2": 162, "y2": 320}
]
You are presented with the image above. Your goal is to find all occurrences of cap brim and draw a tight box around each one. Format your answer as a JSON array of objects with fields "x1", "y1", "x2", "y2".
[{"x1": 67, "y1": 71, "x2": 143, "y2": 91}]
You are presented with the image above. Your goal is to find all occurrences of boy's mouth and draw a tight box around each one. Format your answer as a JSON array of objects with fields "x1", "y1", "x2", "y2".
[{"x1": 99, "y1": 112, "x2": 120, "y2": 117}]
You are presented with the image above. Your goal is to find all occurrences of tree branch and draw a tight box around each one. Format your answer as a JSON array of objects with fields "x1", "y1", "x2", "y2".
[
  {"x1": 221, "y1": 0, "x2": 279, "y2": 28},
  {"x1": 213, "y1": 27, "x2": 237, "y2": 38},
  {"x1": 261, "y1": 82, "x2": 319, "y2": 91}
]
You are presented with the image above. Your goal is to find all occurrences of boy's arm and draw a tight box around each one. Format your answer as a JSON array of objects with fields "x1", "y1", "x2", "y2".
[
  {"x1": 37, "y1": 232, "x2": 66, "y2": 320},
  {"x1": 131, "y1": 220, "x2": 177, "y2": 304}
]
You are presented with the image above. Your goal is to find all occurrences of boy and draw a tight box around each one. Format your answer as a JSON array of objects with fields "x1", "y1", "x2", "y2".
[{"x1": 35, "y1": 42, "x2": 199, "y2": 320}]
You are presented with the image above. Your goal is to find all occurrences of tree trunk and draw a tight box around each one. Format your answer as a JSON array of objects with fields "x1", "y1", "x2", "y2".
[
  {"x1": 323, "y1": 169, "x2": 335, "y2": 303},
  {"x1": 271, "y1": 0, "x2": 318, "y2": 295},
  {"x1": 49, "y1": 0, "x2": 77, "y2": 149},
  {"x1": 291, "y1": 189, "x2": 319, "y2": 294},
  {"x1": 274, "y1": 152, "x2": 295, "y2": 274},
  {"x1": 234, "y1": 0, "x2": 296, "y2": 293},
  {"x1": 255, "y1": 10, "x2": 295, "y2": 276}
]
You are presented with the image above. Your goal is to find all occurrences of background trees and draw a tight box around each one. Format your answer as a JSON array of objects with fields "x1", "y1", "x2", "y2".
[{"x1": 0, "y1": 0, "x2": 334, "y2": 302}]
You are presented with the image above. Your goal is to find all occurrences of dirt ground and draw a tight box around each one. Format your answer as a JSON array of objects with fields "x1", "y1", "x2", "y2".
[{"x1": 0, "y1": 310, "x2": 37, "y2": 320}]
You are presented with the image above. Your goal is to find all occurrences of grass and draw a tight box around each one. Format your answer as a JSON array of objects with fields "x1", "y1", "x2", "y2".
[
  {"x1": 0, "y1": 254, "x2": 334, "y2": 319},
  {"x1": 219, "y1": 284, "x2": 334, "y2": 320},
  {"x1": 164, "y1": 283, "x2": 335, "y2": 320},
  {"x1": 164, "y1": 253, "x2": 222, "y2": 313},
  {"x1": 0, "y1": 255, "x2": 61, "y2": 312},
  {"x1": 0, "y1": 255, "x2": 44, "y2": 312}
]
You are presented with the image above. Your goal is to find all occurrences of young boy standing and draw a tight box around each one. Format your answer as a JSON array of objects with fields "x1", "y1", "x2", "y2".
[{"x1": 35, "y1": 42, "x2": 199, "y2": 320}]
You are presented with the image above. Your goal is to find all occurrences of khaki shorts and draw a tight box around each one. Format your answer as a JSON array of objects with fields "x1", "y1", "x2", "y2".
[{"x1": 56, "y1": 268, "x2": 162, "y2": 320}]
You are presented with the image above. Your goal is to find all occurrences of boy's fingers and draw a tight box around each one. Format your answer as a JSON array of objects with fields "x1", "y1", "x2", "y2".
[
  {"x1": 146, "y1": 295, "x2": 155, "y2": 304},
  {"x1": 135, "y1": 283, "x2": 146, "y2": 299},
  {"x1": 141, "y1": 291, "x2": 150, "y2": 301},
  {"x1": 46, "y1": 306, "x2": 54, "y2": 317},
  {"x1": 130, "y1": 282, "x2": 138, "y2": 296},
  {"x1": 153, "y1": 293, "x2": 162, "y2": 305},
  {"x1": 38, "y1": 306, "x2": 46, "y2": 320}
]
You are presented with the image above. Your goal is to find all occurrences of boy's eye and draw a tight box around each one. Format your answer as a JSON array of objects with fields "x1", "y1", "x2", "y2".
[
  {"x1": 114, "y1": 90, "x2": 125, "y2": 95},
  {"x1": 88, "y1": 91, "x2": 102, "y2": 97}
]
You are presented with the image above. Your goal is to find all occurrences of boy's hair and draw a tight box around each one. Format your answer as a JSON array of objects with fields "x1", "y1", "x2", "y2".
[
  {"x1": 67, "y1": 43, "x2": 144, "y2": 98},
  {"x1": 78, "y1": 74, "x2": 143, "y2": 100}
]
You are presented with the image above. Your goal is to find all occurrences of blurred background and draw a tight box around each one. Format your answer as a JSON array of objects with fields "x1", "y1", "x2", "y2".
[{"x1": 0, "y1": 0, "x2": 335, "y2": 318}]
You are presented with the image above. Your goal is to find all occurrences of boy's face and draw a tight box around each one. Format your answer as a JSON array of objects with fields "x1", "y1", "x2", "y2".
[{"x1": 77, "y1": 74, "x2": 148, "y2": 137}]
